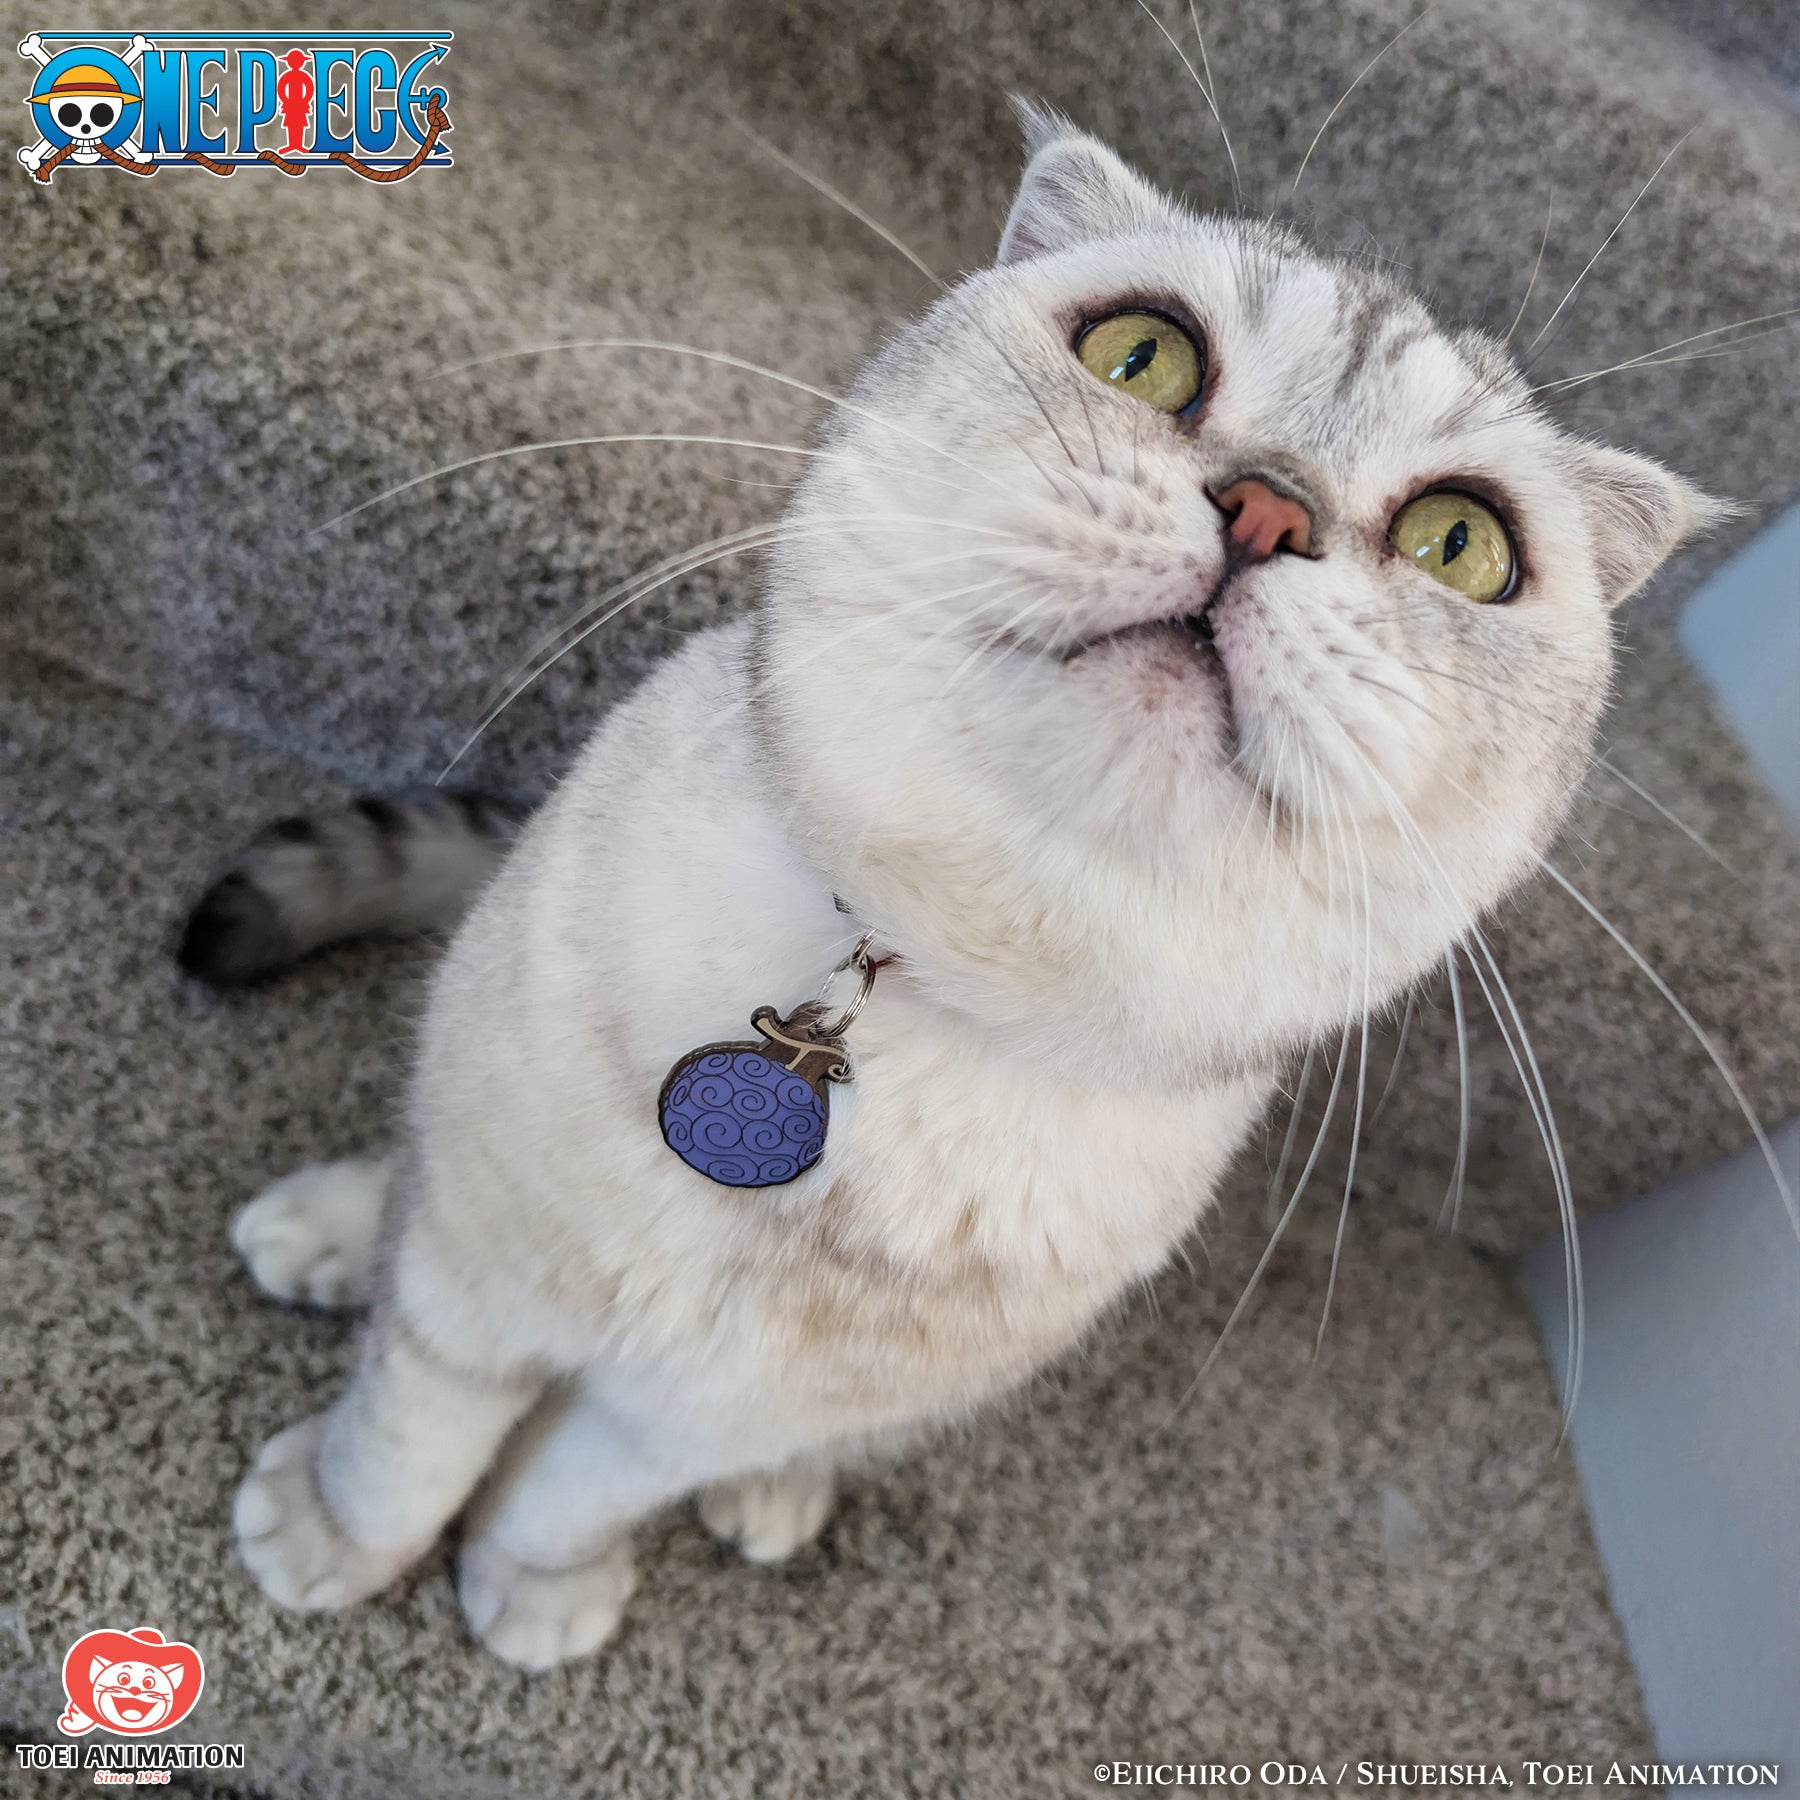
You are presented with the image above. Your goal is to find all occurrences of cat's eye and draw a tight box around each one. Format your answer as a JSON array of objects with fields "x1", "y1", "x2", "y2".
[
  {"x1": 1074, "y1": 312, "x2": 1202, "y2": 413},
  {"x1": 1389, "y1": 491, "x2": 1515, "y2": 602}
]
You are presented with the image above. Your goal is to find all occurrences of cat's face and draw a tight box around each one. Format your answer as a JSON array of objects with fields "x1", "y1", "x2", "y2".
[
  {"x1": 762, "y1": 115, "x2": 1718, "y2": 1087},
  {"x1": 89, "y1": 1656, "x2": 183, "y2": 1731}
]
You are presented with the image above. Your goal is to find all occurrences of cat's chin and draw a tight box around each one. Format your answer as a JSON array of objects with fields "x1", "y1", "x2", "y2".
[{"x1": 1059, "y1": 615, "x2": 1237, "y2": 751}]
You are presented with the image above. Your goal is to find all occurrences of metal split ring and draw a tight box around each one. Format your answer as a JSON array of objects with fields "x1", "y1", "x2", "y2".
[{"x1": 810, "y1": 930, "x2": 879, "y2": 1039}]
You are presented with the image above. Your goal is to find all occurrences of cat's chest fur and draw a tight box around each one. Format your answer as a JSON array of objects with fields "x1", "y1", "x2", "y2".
[{"x1": 409, "y1": 620, "x2": 1266, "y2": 1425}]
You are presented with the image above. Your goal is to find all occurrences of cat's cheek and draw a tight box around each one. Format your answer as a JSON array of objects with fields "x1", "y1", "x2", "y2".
[{"x1": 1206, "y1": 620, "x2": 1285, "y2": 752}]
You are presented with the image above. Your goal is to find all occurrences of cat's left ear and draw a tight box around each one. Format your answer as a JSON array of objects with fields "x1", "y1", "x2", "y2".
[
  {"x1": 1570, "y1": 442, "x2": 1736, "y2": 607},
  {"x1": 997, "y1": 99, "x2": 1179, "y2": 265}
]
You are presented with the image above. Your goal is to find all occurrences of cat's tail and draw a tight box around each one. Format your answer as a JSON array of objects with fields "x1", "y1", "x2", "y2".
[{"x1": 177, "y1": 789, "x2": 525, "y2": 986}]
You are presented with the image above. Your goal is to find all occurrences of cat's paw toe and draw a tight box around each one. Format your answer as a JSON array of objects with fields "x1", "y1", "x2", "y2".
[
  {"x1": 234, "y1": 1416, "x2": 413, "y2": 1610},
  {"x1": 699, "y1": 1467, "x2": 835, "y2": 1563},
  {"x1": 232, "y1": 1158, "x2": 386, "y2": 1308},
  {"x1": 456, "y1": 1536, "x2": 636, "y2": 1672}
]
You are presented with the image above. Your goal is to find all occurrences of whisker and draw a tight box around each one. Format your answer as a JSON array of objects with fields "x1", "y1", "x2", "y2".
[
  {"x1": 1265, "y1": 1045, "x2": 1316, "y2": 1227},
  {"x1": 1074, "y1": 379, "x2": 1107, "y2": 479},
  {"x1": 1368, "y1": 648, "x2": 1763, "y2": 881},
  {"x1": 1367, "y1": 991, "x2": 1414, "y2": 1130},
  {"x1": 431, "y1": 338, "x2": 1016, "y2": 497},
  {"x1": 1319, "y1": 723, "x2": 1583, "y2": 1424},
  {"x1": 1439, "y1": 948, "x2": 1471, "y2": 1233},
  {"x1": 1592, "y1": 754, "x2": 1738, "y2": 875},
  {"x1": 1013, "y1": 436, "x2": 1087, "y2": 509},
  {"x1": 440, "y1": 524, "x2": 790, "y2": 776},
  {"x1": 1186, "y1": 0, "x2": 1219, "y2": 106},
  {"x1": 1407, "y1": 759, "x2": 1795, "y2": 1248},
  {"x1": 500, "y1": 513, "x2": 1028, "y2": 713},
  {"x1": 1532, "y1": 306, "x2": 1800, "y2": 394},
  {"x1": 698, "y1": 472, "x2": 799, "y2": 491},
  {"x1": 1534, "y1": 852, "x2": 1799, "y2": 1240},
  {"x1": 1264, "y1": 722, "x2": 1291, "y2": 851},
  {"x1": 1314, "y1": 820, "x2": 1374, "y2": 1362},
  {"x1": 312, "y1": 433, "x2": 826, "y2": 534},
  {"x1": 727, "y1": 116, "x2": 943, "y2": 289},
  {"x1": 1168, "y1": 1020, "x2": 1355, "y2": 1418},
  {"x1": 1523, "y1": 128, "x2": 1695, "y2": 357},
  {"x1": 746, "y1": 574, "x2": 1026, "y2": 717},
  {"x1": 1133, "y1": 0, "x2": 1242, "y2": 207},
  {"x1": 825, "y1": 588, "x2": 1064, "y2": 861},
  {"x1": 1289, "y1": 7, "x2": 1431, "y2": 197},
  {"x1": 1459, "y1": 927, "x2": 1584, "y2": 1430},
  {"x1": 1501, "y1": 194, "x2": 1554, "y2": 345},
  {"x1": 1363, "y1": 651, "x2": 1570, "y2": 729},
  {"x1": 919, "y1": 589, "x2": 1066, "y2": 719},
  {"x1": 1536, "y1": 317, "x2": 1800, "y2": 393},
  {"x1": 1011, "y1": 362, "x2": 1090, "y2": 485},
  {"x1": 442, "y1": 517, "x2": 1027, "y2": 776},
  {"x1": 728, "y1": 117, "x2": 1100, "y2": 493}
]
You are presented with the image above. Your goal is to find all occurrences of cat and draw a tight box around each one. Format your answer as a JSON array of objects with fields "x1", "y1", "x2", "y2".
[
  {"x1": 66, "y1": 1654, "x2": 187, "y2": 1734},
  {"x1": 195, "y1": 105, "x2": 1718, "y2": 1671}
]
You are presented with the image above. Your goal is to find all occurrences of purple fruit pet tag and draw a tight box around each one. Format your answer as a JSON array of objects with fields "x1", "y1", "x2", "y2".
[{"x1": 658, "y1": 934, "x2": 878, "y2": 1190}]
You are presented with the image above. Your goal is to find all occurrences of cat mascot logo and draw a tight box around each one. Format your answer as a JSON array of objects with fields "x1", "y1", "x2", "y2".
[
  {"x1": 58, "y1": 1626, "x2": 205, "y2": 1737},
  {"x1": 18, "y1": 30, "x2": 451, "y2": 185}
]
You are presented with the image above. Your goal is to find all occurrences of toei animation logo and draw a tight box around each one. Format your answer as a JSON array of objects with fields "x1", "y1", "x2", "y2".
[{"x1": 17, "y1": 30, "x2": 451, "y2": 186}]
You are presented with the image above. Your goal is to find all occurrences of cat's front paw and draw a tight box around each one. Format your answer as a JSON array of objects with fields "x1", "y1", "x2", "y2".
[
  {"x1": 233, "y1": 1416, "x2": 416, "y2": 1610},
  {"x1": 232, "y1": 1158, "x2": 387, "y2": 1309},
  {"x1": 699, "y1": 1466, "x2": 836, "y2": 1563},
  {"x1": 456, "y1": 1535, "x2": 637, "y2": 1672}
]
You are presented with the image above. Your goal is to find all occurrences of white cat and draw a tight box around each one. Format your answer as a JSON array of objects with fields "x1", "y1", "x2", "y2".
[{"x1": 208, "y1": 109, "x2": 1716, "y2": 1670}]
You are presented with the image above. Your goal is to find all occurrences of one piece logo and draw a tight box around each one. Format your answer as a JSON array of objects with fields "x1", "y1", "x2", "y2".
[
  {"x1": 57, "y1": 1627, "x2": 204, "y2": 1737},
  {"x1": 18, "y1": 31, "x2": 452, "y2": 185}
]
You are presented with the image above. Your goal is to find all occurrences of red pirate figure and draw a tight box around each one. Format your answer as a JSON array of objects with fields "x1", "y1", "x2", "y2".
[{"x1": 274, "y1": 50, "x2": 315, "y2": 156}]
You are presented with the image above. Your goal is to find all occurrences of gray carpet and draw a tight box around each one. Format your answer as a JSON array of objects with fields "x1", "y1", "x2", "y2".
[{"x1": 3, "y1": 0, "x2": 1798, "y2": 1792}]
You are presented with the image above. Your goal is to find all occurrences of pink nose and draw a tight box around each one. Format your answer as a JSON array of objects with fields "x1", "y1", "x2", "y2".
[{"x1": 1216, "y1": 479, "x2": 1313, "y2": 559}]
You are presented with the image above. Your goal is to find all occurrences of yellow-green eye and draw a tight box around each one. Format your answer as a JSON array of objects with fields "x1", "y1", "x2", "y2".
[
  {"x1": 1389, "y1": 491, "x2": 1515, "y2": 602},
  {"x1": 1075, "y1": 312, "x2": 1202, "y2": 413}
]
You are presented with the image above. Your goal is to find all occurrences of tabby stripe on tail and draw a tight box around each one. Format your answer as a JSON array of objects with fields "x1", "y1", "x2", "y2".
[{"x1": 178, "y1": 790, "x2": 524, "y2": 986}]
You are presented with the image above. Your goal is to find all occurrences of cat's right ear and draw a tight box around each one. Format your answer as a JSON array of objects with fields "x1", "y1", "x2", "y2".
[
  {"x1": 997, "y1": 99, "x2": 1177, "y2": 265},
  {"x1": 1569, "y1": 440, "x2": 1737, "y2": 607}
]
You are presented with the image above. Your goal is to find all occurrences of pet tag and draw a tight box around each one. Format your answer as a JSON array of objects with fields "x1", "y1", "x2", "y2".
[{"x1": 658, "y1": 935, "x2": 877, "y2": 1189}]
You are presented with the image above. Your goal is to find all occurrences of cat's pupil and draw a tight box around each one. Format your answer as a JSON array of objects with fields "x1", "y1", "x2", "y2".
[
  {"x1": 1117, "y1": 338, "x2": 1158, "y2": 382},
  {"x1": 1442, "y1": 518, "x2": 1470, "y2": 565}
]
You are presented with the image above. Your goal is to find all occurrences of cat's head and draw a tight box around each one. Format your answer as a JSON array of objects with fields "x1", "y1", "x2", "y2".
[
  {"x1": 88, "y1": 1655, "x2": 184, "y2": 1731},
  {"x1": 760, "y1": 109, "x2": 1722, "y2": 1087}
]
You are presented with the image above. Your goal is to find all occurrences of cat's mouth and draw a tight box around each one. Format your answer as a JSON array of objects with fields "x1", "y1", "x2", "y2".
[
  {"x1": 1049, "y1": 593, "x2": 1243, "y2": 758},
  {"x1": 1057, "y1": 547, "x2": 1244, "y2": 673},
  {"x1": 987, "y1": 543, "x2": 1241, "y2": 678},
  {"x1": 1061, "y1": 603, "x2": 1232, "y2": 692},
  {"x1": 990, "y1": 564, "x2": 1245, "y2": 742}
]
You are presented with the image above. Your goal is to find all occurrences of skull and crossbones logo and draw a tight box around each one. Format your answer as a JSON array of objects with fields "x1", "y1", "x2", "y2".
[{"x1": 18, "y1": 34, "x2": 154, "y2": 173}]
